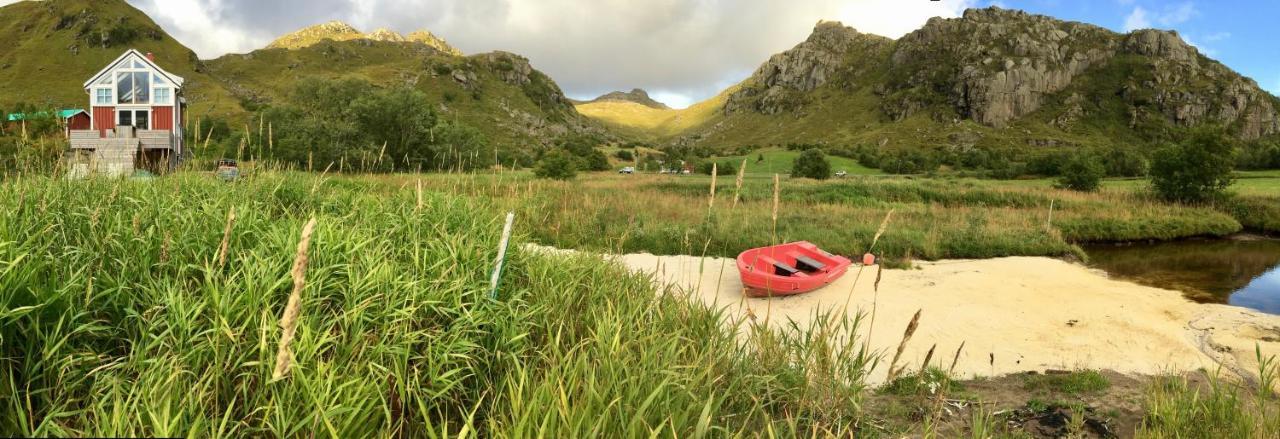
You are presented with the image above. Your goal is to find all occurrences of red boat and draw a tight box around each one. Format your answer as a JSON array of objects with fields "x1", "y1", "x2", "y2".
[{"x1": 737, "y1": 241, "x2": 853, "y2": 297}]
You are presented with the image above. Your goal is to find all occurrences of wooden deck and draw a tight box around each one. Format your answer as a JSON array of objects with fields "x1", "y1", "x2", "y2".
[{"x1": 67, "y1": 127, "x2": 178, "y2": 177}]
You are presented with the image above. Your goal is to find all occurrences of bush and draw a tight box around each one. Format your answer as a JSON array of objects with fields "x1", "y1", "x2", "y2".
[
  {"x1": 1025, "y1": 151, "x2": 1071, "y2": 176},
  {"x1": 581, "y1": 149, "x2": 610, "y2": 171},
  {"x1": 881, "y1": 149, "x2": 938, "y2": 175},
  {"x1": 1151, "y1": 130, "x2": 1237, "y2": 203},
  {"x1": 791, "y1": 149, "x2": 832, "y2": 180},
  {"x1": 534, "y1": 150, "x2": 578, "y2": 180},
  {"x1": 614, "y1": 149, "x2": 634, "y2": 161},
  {"x1": 1102, "y1": 147, "x2": 1150, "y2": 177},
  {"x1": 1056, "y1": 154, "x2": 1105, "y2": 192},
  {"x1": 697, "y1": 160, "x2": 737, "y2": 176}
]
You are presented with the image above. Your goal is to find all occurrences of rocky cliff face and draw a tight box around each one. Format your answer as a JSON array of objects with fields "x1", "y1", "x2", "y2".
[
  {"x1": 722, "y1": 7, "x2": 1279, "y2": 141},
  {"x1": 725, "y1": 21, "x2": 891, "y2": 115},
  {"x1": 267, "y1": 21, "x2": 462, "y2": 56},
  {"x1": 580, "y1": 89, "x2": 670, "y2": 109},
  {"x1": 886, "y1": 8, "x2": 1117, "y2": 127}
]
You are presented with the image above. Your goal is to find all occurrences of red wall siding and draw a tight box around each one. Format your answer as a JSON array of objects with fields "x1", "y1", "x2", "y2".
[
  {"x1": 68, "y1": 113, "x2": 91, "y2": 130},
  {"x1": 152, "y1": 106, "x2": 174, "y2": 130},
  {"x1": 93, "y1": 107, "x2": 115, "y2": 132}
]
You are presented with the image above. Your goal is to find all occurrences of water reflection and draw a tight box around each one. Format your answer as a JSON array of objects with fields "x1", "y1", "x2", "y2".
[{"x1": 1085, "y1": 237, "x2": 1280, "y2": 314}]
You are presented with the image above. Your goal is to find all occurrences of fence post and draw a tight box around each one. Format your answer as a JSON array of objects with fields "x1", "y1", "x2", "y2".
[{"x1": 490, "y1": 212, "x2": 516, "y2": 300}]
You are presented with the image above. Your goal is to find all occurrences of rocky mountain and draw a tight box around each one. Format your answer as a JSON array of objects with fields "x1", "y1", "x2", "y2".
[
  {"x1": 266, "y1": 21, "x2": 463, "y2": 56},
  {"x1": 576, "y1": 89, "x2": 671, "y2": 109},
  {"x1": 597, "y1": 8, "x2": 1280, "y2": 156}
]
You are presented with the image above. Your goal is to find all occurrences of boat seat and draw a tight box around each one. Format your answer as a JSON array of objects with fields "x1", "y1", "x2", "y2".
[
  {"x1": 773, "y1": 261, "x2": 801, "y2": 277},
  {"x1": 758, "y1": 256, "x2": 800, "y2": 277},
  {"x1": 791, "y1": 254, "x2": 827, "y2": 273}
]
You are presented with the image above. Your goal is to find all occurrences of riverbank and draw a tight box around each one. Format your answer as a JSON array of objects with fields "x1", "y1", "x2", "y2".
[{"x1": 584, "y1": 248, "x2": 1280, "y2": 390}]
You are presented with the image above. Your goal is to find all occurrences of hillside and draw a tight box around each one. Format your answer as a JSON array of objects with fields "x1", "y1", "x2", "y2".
[
  {"x1": 206, "y1": 24, "x2": 595, "y2": 148},
  {"x1": 590, "y1": 9, "x2": 1280, "y2": 157},
  {"x1": 0, "y1": 0, "x2": 596, "y2": 150},
  {"x1": 573, "y1": 89, "x2": 670, "y2": 109},
  {"x1": 575, "y1": 86, "x2": 736, "y2": 141},
  {"x1": 0, "y1": 0, "x2": 243, "y2": 118}
]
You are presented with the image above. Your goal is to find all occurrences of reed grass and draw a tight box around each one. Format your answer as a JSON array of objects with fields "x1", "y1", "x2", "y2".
[{"x1": 0, "y1": 171, "x2": 879, "y2": 437}]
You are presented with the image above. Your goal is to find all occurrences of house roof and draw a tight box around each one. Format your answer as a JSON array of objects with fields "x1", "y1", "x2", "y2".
[
  {"x1": 6, "y1": 109, "x2": 88, "y2": 122},
  {"x1": 82, "y1": 49, "x2": 186, "y2": 90}
]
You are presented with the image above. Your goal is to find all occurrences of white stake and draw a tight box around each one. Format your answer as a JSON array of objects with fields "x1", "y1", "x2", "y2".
[{"x1": 490, "y1": 212, "x2": 516, "y2": 299}]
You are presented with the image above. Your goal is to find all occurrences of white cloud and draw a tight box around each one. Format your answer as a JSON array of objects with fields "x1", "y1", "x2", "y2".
[
  {"x1": 1203, "y1": 31, "x2": 1231, "y2": 42},
  {"x1": 1125, "y1": 2, "x2": 1198, "y2": 31},
  {"x1": 1123, "y1": 7, "x2": 1151, "y2": 31},
  {"x1": 1160, "y1": 2, "x2": 1196, "y2": 26},
  {"x1": 835, "y1": 0, "x2": 974, "y2": 39},
  {"x1": 118, "y1": 0, "x2": 976, "y2": 107}
]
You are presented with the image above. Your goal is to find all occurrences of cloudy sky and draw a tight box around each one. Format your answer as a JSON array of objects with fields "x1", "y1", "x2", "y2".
[{"x1": 4, "y1": 0, "x2": 1274, "y2": 108}]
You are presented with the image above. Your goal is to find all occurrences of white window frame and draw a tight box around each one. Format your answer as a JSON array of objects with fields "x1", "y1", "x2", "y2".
[
  {"x1": 95, "y1": 88, "x2": 113, "y2": 105},
  {"x1": 117, "y1": 109, "x2": 152, "y2": 130},
  {"x1": 154, "y1": 87, "x2": 171, "y2": 105}
]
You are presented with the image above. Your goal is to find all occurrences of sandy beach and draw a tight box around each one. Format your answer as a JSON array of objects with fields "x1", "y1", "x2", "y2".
[{"x1": 537, "y1": 246, "x2": 1280, "y2": 388}]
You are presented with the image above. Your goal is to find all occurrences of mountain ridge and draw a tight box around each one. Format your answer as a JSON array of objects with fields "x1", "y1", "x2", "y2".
[
  {"x1": 573, "y1": 89, "x2": 671, "y2": 110},
  {"x1": 587, "y1": 7, "x2": 1279, "y2": 160},
  {"x1": 265, "y1": 20, "x2": 462, "y2": 56}
]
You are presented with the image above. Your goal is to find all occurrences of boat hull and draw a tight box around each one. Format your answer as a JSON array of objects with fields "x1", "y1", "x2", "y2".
[{"x1": 736, "y1": 241, "x2": 852, "y2": 297}]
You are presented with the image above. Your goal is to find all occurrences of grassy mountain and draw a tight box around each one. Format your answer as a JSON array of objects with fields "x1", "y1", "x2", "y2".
[
  {"x1": 0, "y1": 0, "x2": 593, "y2": 151},
  {"x1": 0, "y1": 0, "x2": 242, "y2": 118},
  {"x1": 205, "y1": 25, "x2": 594, "y2": 149},
  {"x1": 573, "y1": 89, "x2": 670, "y2": 109},
  {"x1": 591, "y1": 8, "x2": 1280, "y2": 159},
  {"x1": 574, "y1": 86, "x2": 735, "y2": 141}
]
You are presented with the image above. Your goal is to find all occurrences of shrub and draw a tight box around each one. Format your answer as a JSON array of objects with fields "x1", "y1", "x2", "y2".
[
  {"x1": 1102, "y1": 147, "x2": 1150, "y2": 177},
  {"x1": 581, "y1": 149, "x2": 610, "y2": 171},
  {"x1": 697, "y1": 160, "x2": 737, "y2": 176},
  {"x1": 1151, "y1": 130, "x2": 1237, "y2": 203},
  {"x1": 534, "y1": 150, "x2": 578, "y2": 180},
  {"x1": 1056, "y1": 154, "x2": 1105, "y2": 192},
  {"x1": 791, "y1": 149, "x2": 832, "y2": 180},
  {"x1": 1026, "y1": 151, "x2": 1071, "y2": 176},
  {"x1": 614, "y1": 149, "x2": 634, "y2": 161}
]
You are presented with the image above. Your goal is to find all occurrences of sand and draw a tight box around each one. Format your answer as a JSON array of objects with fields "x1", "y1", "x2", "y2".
[{"x1": 534, "y1": 245, "x2": 1280, "y2": 387}]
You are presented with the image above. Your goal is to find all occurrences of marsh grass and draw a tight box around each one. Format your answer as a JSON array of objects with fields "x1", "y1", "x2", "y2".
[
  {"x1": 0, "y1": 171, "x2": 882, "y2": 437},
  {"x1": 385, "y1": 173, "x2": 1276, "y2": 268}
]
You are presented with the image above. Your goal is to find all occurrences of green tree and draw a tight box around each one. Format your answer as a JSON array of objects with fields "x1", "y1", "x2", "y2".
[
  {"x1": 615, "y1": 149, "x2": 634, "y2": 161},
  {"x1": 791, "y1": 149, "x2": 832, "y2": 180},
  {"x1": 1056, "y1": 154, "x2": 1105, "y2": 192},
  {"x1": 1102, "y1": 147, "x2": 1150, "y2": 177},
  {"x1": 1151, "y1": 130, "x2": 1237, "y2": 203},
  {"x1": 698, "y1": 160, "x2": 737, "y2": 176},
  {"x1": 534, "y1": 150, "x2": 578, "y2": 180}
]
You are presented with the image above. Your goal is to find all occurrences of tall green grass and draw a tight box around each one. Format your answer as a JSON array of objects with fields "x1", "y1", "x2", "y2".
[{"x1": 0, "y1": 172, "x2": 879, "y2": 436}]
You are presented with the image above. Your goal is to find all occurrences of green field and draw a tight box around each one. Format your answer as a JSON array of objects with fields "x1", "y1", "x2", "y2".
[
  {"x1": 715, "y1": 148, "x2": 880, "y2": 176},
  {"x1": 2, "y1": 170, "x2": 1276, "y2": 437}
]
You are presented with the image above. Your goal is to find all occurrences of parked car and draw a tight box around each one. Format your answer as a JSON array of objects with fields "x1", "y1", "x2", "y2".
[
  {"x1": 835, "y1": 170, "x2": 848, "y2": 178},
  {"x1": 216, "y1": 159, "x2": 239, "y2": 181},
  {"x1": 619, "y1": 166, "x2": 635, "y2": 174}
]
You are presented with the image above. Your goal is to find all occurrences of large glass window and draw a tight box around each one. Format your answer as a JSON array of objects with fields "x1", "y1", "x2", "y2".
[
  {"x1": 115, "y1": 71, "x2": 151, "y2": 104},
  {"x1": 133, "y1": 72, "x2": 150, "y2": 103}
]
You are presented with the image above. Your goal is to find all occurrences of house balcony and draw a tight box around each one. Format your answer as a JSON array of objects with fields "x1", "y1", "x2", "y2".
[{"x1": 70, "y1": 126, "x2": 178, "y2": 151}]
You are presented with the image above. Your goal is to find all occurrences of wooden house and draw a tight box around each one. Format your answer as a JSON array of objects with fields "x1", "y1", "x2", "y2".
[{"x1": 69, "y1": 49, "x2": 186, "y2": 176}]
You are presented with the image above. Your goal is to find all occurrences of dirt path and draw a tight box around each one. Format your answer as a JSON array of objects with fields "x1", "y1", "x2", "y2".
[{"x1": 587, "y1": 249, "x2": 1280, "y2": 388}]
